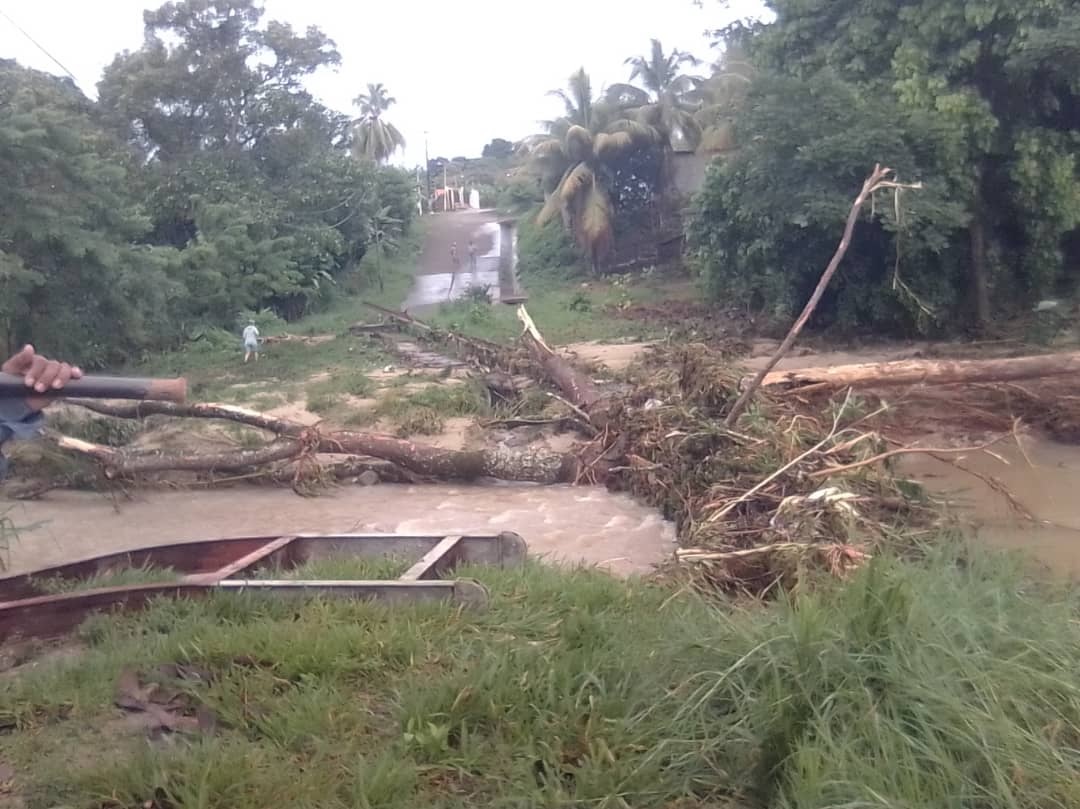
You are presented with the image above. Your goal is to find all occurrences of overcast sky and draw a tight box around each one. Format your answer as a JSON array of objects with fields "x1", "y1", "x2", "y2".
[{"x1": 1, "y1": 0, "x2": 766, "y2": 166}]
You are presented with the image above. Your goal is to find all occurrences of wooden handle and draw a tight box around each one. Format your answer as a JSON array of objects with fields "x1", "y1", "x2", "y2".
[{"x1": 0, "y1": 373, "x2": 188, "y2": 403}]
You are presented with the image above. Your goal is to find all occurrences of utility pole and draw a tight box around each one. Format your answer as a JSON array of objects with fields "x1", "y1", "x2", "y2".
[{"x1": 424, "y1": 131, "x2": 432, "y2": 204}]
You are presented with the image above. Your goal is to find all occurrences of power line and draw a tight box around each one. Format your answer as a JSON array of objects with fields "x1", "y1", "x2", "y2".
[{"x1": 0, "y1": 8, "x2": 81, "y2": 86}]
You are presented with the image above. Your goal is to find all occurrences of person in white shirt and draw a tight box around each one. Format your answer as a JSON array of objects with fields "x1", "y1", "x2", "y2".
[{"x1": 242, "y1": 321, "x2": 260, "y2": 363}]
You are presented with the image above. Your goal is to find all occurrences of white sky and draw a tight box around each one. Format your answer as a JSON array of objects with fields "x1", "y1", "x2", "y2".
[{"x1": 0, "y1": 0, "x2": 766, "y2": 167}]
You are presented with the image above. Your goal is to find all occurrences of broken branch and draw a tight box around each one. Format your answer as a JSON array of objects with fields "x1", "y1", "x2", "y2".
[{"x1": 725, "y1": 165, "x2": 922, "y2": 426}]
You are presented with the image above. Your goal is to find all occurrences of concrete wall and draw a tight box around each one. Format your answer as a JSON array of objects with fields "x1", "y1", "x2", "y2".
[{"x1": 670, "y1": 152, "x2": 714, "y2": 197}]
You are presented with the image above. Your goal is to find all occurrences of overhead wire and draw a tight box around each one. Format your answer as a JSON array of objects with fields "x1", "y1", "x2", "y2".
[{"x1": 0, "y1": 8, "x2": 82, "y2": 87}]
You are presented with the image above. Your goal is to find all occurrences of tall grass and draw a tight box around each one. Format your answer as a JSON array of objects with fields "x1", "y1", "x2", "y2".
[{"x1": 3, "y1": 543, "x2": 1080, "y2": 807}]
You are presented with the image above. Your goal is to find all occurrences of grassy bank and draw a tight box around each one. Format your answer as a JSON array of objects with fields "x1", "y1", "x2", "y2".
[
  {"x1": 4, "y1": 542, "x2": 1080, "y2": 808},
  {"x1": 130, "y1": 227, "x2": 428, "y2": 404},
  {"x1": 426, "y1": 272, "x2": 697, "y2": 345}
]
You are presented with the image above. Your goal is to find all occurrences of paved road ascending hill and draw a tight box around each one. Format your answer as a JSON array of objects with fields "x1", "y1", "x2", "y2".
[{"x1": 403, "y1": 210, "x2": 502, "y2": 311}]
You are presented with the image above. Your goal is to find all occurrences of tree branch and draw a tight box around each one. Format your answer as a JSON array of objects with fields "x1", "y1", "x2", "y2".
[
  {"x1": 724, "y1": 165, "x2": 922, "y2": 426},
  {"x1": 76, "y1": 401, "x2": 305, "y2": 437},
  {"x1": 53, "y1": 435, "x2": 304, "y2": 477}
]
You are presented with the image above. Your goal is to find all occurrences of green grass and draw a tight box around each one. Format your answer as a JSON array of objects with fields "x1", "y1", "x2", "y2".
[
  {"x1": 5, "y1": 543, "x2": 1080, "y2": 808},
  {"x1": 135, "y1": 332, "x2": 390, "y2": 407},
  {"x1": 428, "y1": 273, "x2": 687, "y2": 344},
  {"x1": 305, "y1": 369, "x2": 376, "y2": 408},
  {"x1": 33, "y1": 563, "x2": 180, "y2": 595},
  {"x1": 130, "y1": 226, "x2": 426, "y2": 405},
  {"x1": 372, "y1": 381, "x2": 490, "y2": 436},
  {"x1": 252, "y1": 556, "x2": 413, "y2": 581}
]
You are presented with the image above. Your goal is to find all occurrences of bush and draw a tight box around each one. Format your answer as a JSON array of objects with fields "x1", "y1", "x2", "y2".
[
  {"x1": 496, "y1": 175, "x2": 543, "y2": 214},
  {"x1": 235, "y1": 308, "x2": 287, "y2": 335},
  {"x1": 688, "y1": 71, "x2": 968, "y2": 336},
  {"x1": 516, "y1": 212, "x2": 585, "y2": 278}
]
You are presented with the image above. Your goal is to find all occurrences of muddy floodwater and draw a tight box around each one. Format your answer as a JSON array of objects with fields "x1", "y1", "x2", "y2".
[
  {"x1": 2, "y1": 484, "x2": 676, "y2": 577},
  {"x1": 899, "y1": 434, "x2": 1080, "y2": 574},
  {"x1": 5, "y1": 437, "x2": 1080, "y2": 578}
]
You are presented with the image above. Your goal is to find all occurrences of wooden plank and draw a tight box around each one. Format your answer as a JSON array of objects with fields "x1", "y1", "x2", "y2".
[
  {"x1": 183, "y1": 535, "x2": 297, "y2": 585},
  {"x1": 400, "y1": 535, "x2": 463, "y2": 581}
]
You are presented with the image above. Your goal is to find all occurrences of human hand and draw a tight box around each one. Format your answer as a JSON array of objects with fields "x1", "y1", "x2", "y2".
[{"x1": 1, "y1": 345, "x2": 83, "y2": 411}]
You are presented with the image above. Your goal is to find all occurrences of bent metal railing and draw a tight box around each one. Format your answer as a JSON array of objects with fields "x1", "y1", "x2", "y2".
[{"x1": 0, "y1": 532, "x2": 527, "y2": 641}]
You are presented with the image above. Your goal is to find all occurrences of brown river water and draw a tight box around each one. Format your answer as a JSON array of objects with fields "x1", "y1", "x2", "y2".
[
  {"x1": 898, "y1": 434, "x2": 1080, "y2": 574},
  {"x1": 5, "y1": 434, "x2": 1079, "y2": 579},
  {"x1": 2, "y1": 484, "x2": 676, "y2": 577}
]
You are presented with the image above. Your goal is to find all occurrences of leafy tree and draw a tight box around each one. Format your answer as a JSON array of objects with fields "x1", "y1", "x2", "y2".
[
  {"x1": 98, "y1": 0, "x2": 402, "y2": 329},
  {"x1": 607, "y1": 39, "x2": 704, "y2": 154},
  {"x1": 694, "y1": 42, "x2": 754, "y2": 154},
  {"x1": 351, "y1": 82, "x2": 406, "y2": 164},
  {"x1": 482, "y1": 138, "x2": 515, "y2": 160},
  {"x1": 528, "y1": 69, "x2": 656, "y2": 272},
  {"x1": 365, "y1": 206, "x2": 403, "y2": 292},
  {"x1": 692, "y1": 0, "x2": 1080, "y2": 332},
  {"x1": 0, "y1": 60, "x2": 180, "y2": 366},
  {"x1": 98, "y1": 0, "x2": 340, "y2": 160},
  {"x1": 689, "y1": 71, "x2": 966, "y2": 334}
]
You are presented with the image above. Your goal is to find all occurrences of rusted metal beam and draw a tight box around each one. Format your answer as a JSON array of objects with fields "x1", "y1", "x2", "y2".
[
  {"x1": 183, "y1": 535, "x2": 298, "y2": 585},
  {"x1": 0, "y1": 532, "x2": 527, "y2": 641}
]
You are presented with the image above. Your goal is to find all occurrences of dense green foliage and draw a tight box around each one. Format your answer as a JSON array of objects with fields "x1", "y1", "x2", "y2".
[
  {"x1": 0, "y1": 0, "x2": 413, "y2": 366},
  {"x1": 516, "y1": 212, "x2": 586, "y2": 277},
  {"x1": 690, "y1": 0, "x2": 1080, "y2": 334}
]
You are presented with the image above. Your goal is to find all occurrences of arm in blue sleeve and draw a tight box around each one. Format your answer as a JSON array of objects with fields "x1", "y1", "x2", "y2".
[{"x1": 0, "y1": 400, "x2": 43, "y2": 444}]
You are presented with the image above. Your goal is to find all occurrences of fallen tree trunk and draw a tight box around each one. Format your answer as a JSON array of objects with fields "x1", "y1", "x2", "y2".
[
  {"x1": 55, "y1": 435, "x2": 304, "y2": 476},
  {"x1": 516, "y1": 306, "x2": 601, "y2": 410},
  {"x1": 317, "y1": 432, "x2": 580, "y2": 483},
  {"x1": 362, "y1": 301, "x2": 517, "y2": 371},
  {"x1": 63, "y1": 401, "x2": 582, "y2": 485},
  {"x1": 76, "y1": 401, "x2": 306, "y2": 437},
  {"x1": 759, "y1": 351, "x2": 1080, "y2": 393}
]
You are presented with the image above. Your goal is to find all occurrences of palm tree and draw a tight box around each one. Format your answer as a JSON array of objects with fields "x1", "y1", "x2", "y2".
[
  {"x1": 351, "y1": 83, "x2": 406, "y2": 164},
  {"x1": 693, "y1": 43, "x2": 755, "y2": 154},
  {"x1": 527, "y1": 69, "x2": 655, "y2": 273},
  {"x1": 365, "y1": 205, "x2": 402, "y2": 292},
  {"x1": 606, "y1": 39, "x2": 704, "y2": 153}
]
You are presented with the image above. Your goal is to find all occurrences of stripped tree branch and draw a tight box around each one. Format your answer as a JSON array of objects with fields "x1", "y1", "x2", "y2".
[{"x1": 725, "y1": 165, "x2": 923, "y2": 426}]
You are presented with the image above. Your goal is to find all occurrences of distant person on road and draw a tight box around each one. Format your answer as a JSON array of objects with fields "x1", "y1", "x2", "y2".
[
  {"x1": 467, "y1": 240, "x2": 477, "y2": 270},
  {"x1": 450, "y1": 242, "x2": 459, "y2": 269},
  {"x1": 242, "y1": 321, "x2": 260, "y2": 363}
]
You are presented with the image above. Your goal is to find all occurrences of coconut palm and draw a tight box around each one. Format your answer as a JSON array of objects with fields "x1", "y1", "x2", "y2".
[
  {"x1": 693, "y1": 43, "x2": 755, "y2": 154},
  {"x1": 606, "y1": 39, "x2": 704, "y2": 153},
  {"x1": 527, "y1": 68, "x2": 656, "y2": 272},
  {"x1": 351, "y1": 83, "x2": 406, "y2": 164}
]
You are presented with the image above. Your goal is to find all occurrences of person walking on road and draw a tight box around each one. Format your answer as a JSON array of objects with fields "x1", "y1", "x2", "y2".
[
  {"x1": 242, "y1": 321, "x2": 260, "y2": 363},
  {"x1": 467, "y1": 240, "x2": 477, "y2": 270},
  {"x1": 450, "y1": 242, "x2": 459, "y2": 269}
]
